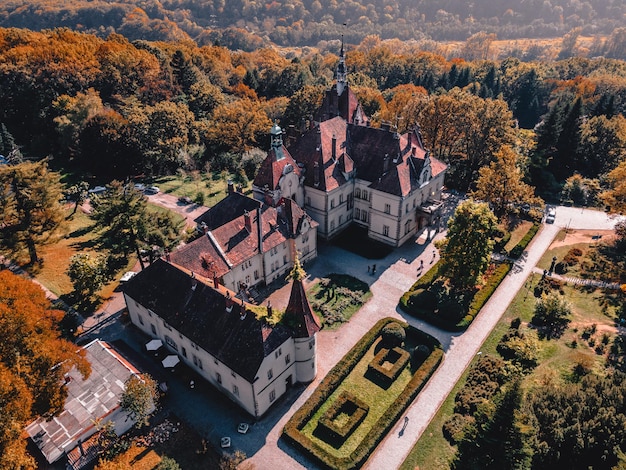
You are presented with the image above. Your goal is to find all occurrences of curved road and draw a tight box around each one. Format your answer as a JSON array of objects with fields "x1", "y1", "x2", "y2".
[{"x1": 245, "y1": 205, "x2": 622, "y2": 470}]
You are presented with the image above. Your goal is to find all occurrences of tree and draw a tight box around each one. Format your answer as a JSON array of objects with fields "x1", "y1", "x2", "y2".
[
  {"x1": 67, "y1": 252, "x2": 107, "y2": 311},
  {"x1": 119, "y1": 374, "x2": 157, "y2": 428},
  {"x1": 578, "y1": 114, "x2": 626, "y2": 178},
  {"x1": 65, "y1": 181, "x2": 90, "y2": 216},
  {"x1": 437, "y1": 200, "x2": 498, "y2": 290},
  {"x1": 531, "y1": 291, "x2": 572, "y2": 339},
  {"x1": 472, "y1": 145, "x2": 543, "y2": 219},
  {"x1": 0, "y1": 160, "x2": 67, "y2": 265},
  {"x1": 0, "y1": 270, "x2": 90, "y2": 467},
  {"x1": 601, "y1": 160, "x2": 626, "y2": 213},
  {"x1": 90, "y1": 181, "x2": 182, "y2": 269},
  {"x1": 204, "y1": 98, "x2": 272, "y2": 155}
]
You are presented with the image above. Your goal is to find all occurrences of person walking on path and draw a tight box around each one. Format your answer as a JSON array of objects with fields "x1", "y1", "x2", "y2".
[{"x1": 372, "y1": 264, "x2": 376, "y2": 275}]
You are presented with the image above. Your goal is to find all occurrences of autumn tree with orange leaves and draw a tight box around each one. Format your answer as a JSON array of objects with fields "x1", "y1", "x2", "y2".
[{"x1": 0, "y1": 270, "x2": 90, "y2": 469}]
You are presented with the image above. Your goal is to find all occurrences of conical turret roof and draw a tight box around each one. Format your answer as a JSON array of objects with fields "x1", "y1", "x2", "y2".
[{"x1": 284, "y1": 256, "x2": 321, "y2": 338}]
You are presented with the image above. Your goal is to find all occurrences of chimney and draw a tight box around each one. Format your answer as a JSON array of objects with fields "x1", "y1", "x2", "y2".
[
  {"x1": 257, "y1": 207, "x2": 263, "y2": 253},
  {"x1": 267, "y1": 300, "x2": 273, "y2": 318},
  {"x1": 227, "y1": 180, "x2": 234, "y2": 194},
  {"x1": 408, "y1": 131, "x2": 412, "y2": 147},
  {"x1": 332, "y1": 134, "x2": 337, "y2": 161},
  {"x1": 383, "y1": 154, "x2": 390, "y2": 173},
  {"x1": 244, "y1": 210, "x2": 252, "y2": 232},
  {"x1": 213, "y1": 273, "x2": 220, "y2": 288}
]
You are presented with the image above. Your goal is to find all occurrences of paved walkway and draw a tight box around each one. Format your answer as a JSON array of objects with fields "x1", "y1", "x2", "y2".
[
  {"x1": 531, "y1": 267, "x2": 621, "y2": 290},
  {"x1": 246, "y1": 206, "x2": 622, "y2": 470}
]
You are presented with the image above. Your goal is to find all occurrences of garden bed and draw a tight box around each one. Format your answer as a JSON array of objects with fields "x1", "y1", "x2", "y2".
[
  {"x1": 283, "y1": 318, "x2": 443, "y2": 470},
  {"x1": 309, "y1": 273, "x2": 372, "y2": 327}
]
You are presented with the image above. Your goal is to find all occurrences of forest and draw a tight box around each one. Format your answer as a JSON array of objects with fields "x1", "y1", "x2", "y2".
[
  {"x1": 3, "y1": 0, "x2": 626, "y2": 52},
  {"x1": 1, "y1": 27, "x2": 626, "y2": 202}
]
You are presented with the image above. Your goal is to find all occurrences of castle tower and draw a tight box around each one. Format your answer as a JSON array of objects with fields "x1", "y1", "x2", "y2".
[
  {"x1": 284, "y1": 256, "x2": 321, "y2": 383},
  {"x1": 336, "y1": 35, "x2": 347, "y2": 96}
]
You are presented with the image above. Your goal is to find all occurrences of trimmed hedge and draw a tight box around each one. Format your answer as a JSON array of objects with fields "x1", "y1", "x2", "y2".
[
  {"x1": 283, "y1": 318, "x2": 443, "y2": 470},
  {"x1": 367, "y1": 347, "x2": 410, "y2": 385},
  {"x1": 399, "y1": 261, "x2": 513, "y2": 331},
  {"x1": 317, "y1": 391, "x2": 369, "y2": 445},
  {"x1": 457, "y1": 261, "x2": 512, "y2": 328},
  {"x1": 508, "y1": 222, "x2": 540, "y2": 259}
]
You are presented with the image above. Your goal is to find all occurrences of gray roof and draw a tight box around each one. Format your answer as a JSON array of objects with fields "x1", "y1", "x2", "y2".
[{"x1": 25, "y1": 340, "x2": 140, "y2": 463}]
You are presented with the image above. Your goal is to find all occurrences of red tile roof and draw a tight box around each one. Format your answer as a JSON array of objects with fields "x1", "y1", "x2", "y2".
[
  {"x1": 253, "y1": 145, "x2": 301, "y2": 191},
  {"x1": 171, "y1": 198, "x2": 315, "y2": 275}
]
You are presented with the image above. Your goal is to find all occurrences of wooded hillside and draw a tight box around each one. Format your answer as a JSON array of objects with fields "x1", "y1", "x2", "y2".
[{"x1": 2, "y1": 0, "x2": 626, "y2": 51}]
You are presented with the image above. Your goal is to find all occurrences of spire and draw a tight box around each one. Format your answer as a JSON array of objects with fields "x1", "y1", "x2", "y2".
[
  {"x1": 270, "y1": 120, "x2": 283, "y2": 149},
  {"x1": 284, "y1": 255, "x2": 321, "y2": 338},
  {"x1": 336, "y1": 34, "x2": 347, "y2": 96}
]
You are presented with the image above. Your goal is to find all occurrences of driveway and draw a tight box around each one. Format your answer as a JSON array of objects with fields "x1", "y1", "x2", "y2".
[{"x1": 145, "y1": 192, "x2": 209, "y2": 229}]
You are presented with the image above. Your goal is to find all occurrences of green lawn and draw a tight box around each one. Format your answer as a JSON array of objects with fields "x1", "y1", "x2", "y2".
[
  {"x1": 503, "y1": 220, "x2": 533, "y2": 253},
  {"x1": 301, "y1": 336, "x2": 413, "y2": 458},
  {"x1": 151, "y1": 170, "x2": 252, "y2": 207},
  {"x1": 401, "y1": 267, "x2": 618, "y2": 470}
]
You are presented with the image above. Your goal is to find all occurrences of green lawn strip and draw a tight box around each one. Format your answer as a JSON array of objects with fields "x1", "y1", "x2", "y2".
[
  {"x1": 309, "y1": 273, "x2": 372, "y2": 329},
  {"x1": 151, "y1": 171, "x2": 252, "y2": 207},
  {"x1": 503, "y1": 220, "x2": 533, "y2": 253},
  {"x1": 284, "y1": 318, "x2": 443, "y2": 470},
  {"x1": 400, "y1": 272, "x2": 616, "y2": 470}
]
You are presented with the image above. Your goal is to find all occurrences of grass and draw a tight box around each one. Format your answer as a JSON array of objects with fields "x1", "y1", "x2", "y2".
[
  {"x1": 150, "y1": 170, "x2": 252, "y2": 208},
  {"x1": 301, "y1": 335, "x2": 414, "y2": 458},
  {"x1": 308, "y1": 274, "x2": 372, "y2": 329},
  {"x1": 401, "y1": 236, "x2": 619, "y2": 469},
  {"x1": 504, "y1": 220, "x2": 533, "y2": 253}
]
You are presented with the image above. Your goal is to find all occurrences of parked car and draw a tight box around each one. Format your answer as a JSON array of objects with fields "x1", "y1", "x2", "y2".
[
  {"x1": 545, "y1": 207, "x2": 556, "y2": 224},
  {"x1": 144, "y1": 186, "x2": 160, "y2": 195},
  {"x1": 119, "y1": 271, "x2": 137, "y2": 283},
  {"x1": 88, "y1": 186, "x2": 106, "y2": 195},
  {"x1": 134, "y1": 183, "x2": 145, "y2": 191},
  {"x1": 178, "y1": 196, "x2": 193, "y2": 204}
]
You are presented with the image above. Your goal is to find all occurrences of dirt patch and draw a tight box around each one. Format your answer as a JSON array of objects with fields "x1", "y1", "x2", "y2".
[
  {"x1": 571, "y1": 321, "x2": 617, "y2": 336},
  {"x1": 549, "y1": 229, "x2": 616, "y2": 249}
]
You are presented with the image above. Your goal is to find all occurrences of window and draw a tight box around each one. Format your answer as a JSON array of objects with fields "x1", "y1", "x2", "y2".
[
  {"x1": 339, "y1": 215, "x2": 343, "y2": 224},
  {"x1": 306, "y1": 196, "x2": 311, "y2": 205},
  {"x1": 254, "y1": 270, "x2": 259, "y2": 280},
  {"x1": 245, "y1": 275, "x2": 250, "y2": 285},
  {"x1": 355, "y1": 208, "x2": 360, "y2": 219},
  {"x1": 405, "y1": 220, "x2": 412, "y2": 235},
  {"x1": 384, "y1": 203, "x2": 391, "y2": 214},
  {"x1": 355, "y1": 188, "x2": 361, "y2": 198},
  {"x1": 362, "y1": 190, "x2": 368, "y2": 201},
  {"x1": 181, "y1": 347, "x2": 187, "y2": 358},
  {"x1": 285, "y1": 354, "x2": 291, "y2": 365},
  {"x1": 283, "y1": 255, "x2": 287, "y2": 265},
  {"x1": 330, "y1": 199, "x2": 335, "y2": 209},
  {"x1": 339, "y1": 194, "x2": 344, "y2": 204},
  {"x1": 138, "y1": 314, "x2": 144, "y2": 325},
  {"x1": 164, "y1": 335, "x2": 178, "y2": 351},
  {"x1": 233, "y1": 385, "x2": 239, "y2": 396},
  {"x1": 269, "y1": 390, "x2": 276, "y2": 402},
  {"x1": 268, "y1": 369, "x2": 273, "y2": 380},
  {"x1": 383, "y1": 225, "x2": 390, "y2": 237},
  {"x1": 147, "y1": 309, "x2": 153, "y2": 317},
  {"x1": 150, "y1": 324, "x2": 156, "y2": 335},
  {"x1": 302, "y1": 233, "x2": 309, "y2": 243},
  {"x1": 413, "y1": 199, "x2": 416, "y2": 208},
  {"x1": 330, "y1": 220, "x2": 335, "y2": 230},
  {"x1": 163, "y1": 320, "x2": 172, "y2": 331},
  {"x1": 361, "y1": 211, "x2": 368, "y2": 222},
  {"x1": 231, "y1": 371, "x2": 237, "y2": 378},
  {"x1": 406, "y1": 204, "x2": 409, "y2": 213},
  {"x1": 216, "y1": 372, "x2": 222, "y2": 384}
]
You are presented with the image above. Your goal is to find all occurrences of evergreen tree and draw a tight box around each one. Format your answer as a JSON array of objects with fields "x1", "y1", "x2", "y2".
[{"x1": 550, "y1": 96, "x2": 584, "y2": 179}]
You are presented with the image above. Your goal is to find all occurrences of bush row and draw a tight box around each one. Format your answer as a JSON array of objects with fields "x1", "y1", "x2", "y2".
[
  {"x1": 458, "y1": 262, "x2": 513, "y2": 328},
  {"x1": 399, "y1": 261, "x2": 513, "y2": 331},
  {"x1": 368, "y1": 347, "x2": 411, "y2": 385},
  {"x1": 493, "y1": 232, "x2": 512, "y2": 253},
  {"x1": 508, "y1": 222, "x2": 541, "y2": 259},
  {"x1": 283, "y1": 318, "x2": 443, "y2": 470}
]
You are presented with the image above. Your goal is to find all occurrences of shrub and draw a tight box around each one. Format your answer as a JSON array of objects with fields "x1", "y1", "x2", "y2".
[
  {"x1": 493, "y1": 232, "x2": 511, "y2": 253},
  {"x1": 412, "y1": 344, "x2": 431, "y2": 365},
  {"x1": 317, "y1": 391, "x2": 369, "y2": 446},
  {"x1": 367, "y1": 347, "x2": 410, "y2": 386},
  {"x1": 381, "y1": 323, "x2": 406, "y2": 348},
  {"x1": 459, "y1": 262, "x2": 512, "y2": 328},
  {"x1": 407, "y1": 288, "x2": 438, "y2": 311},
  {"x1": 443, "y1": 413, "x2": 475, "y2": 444}
]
